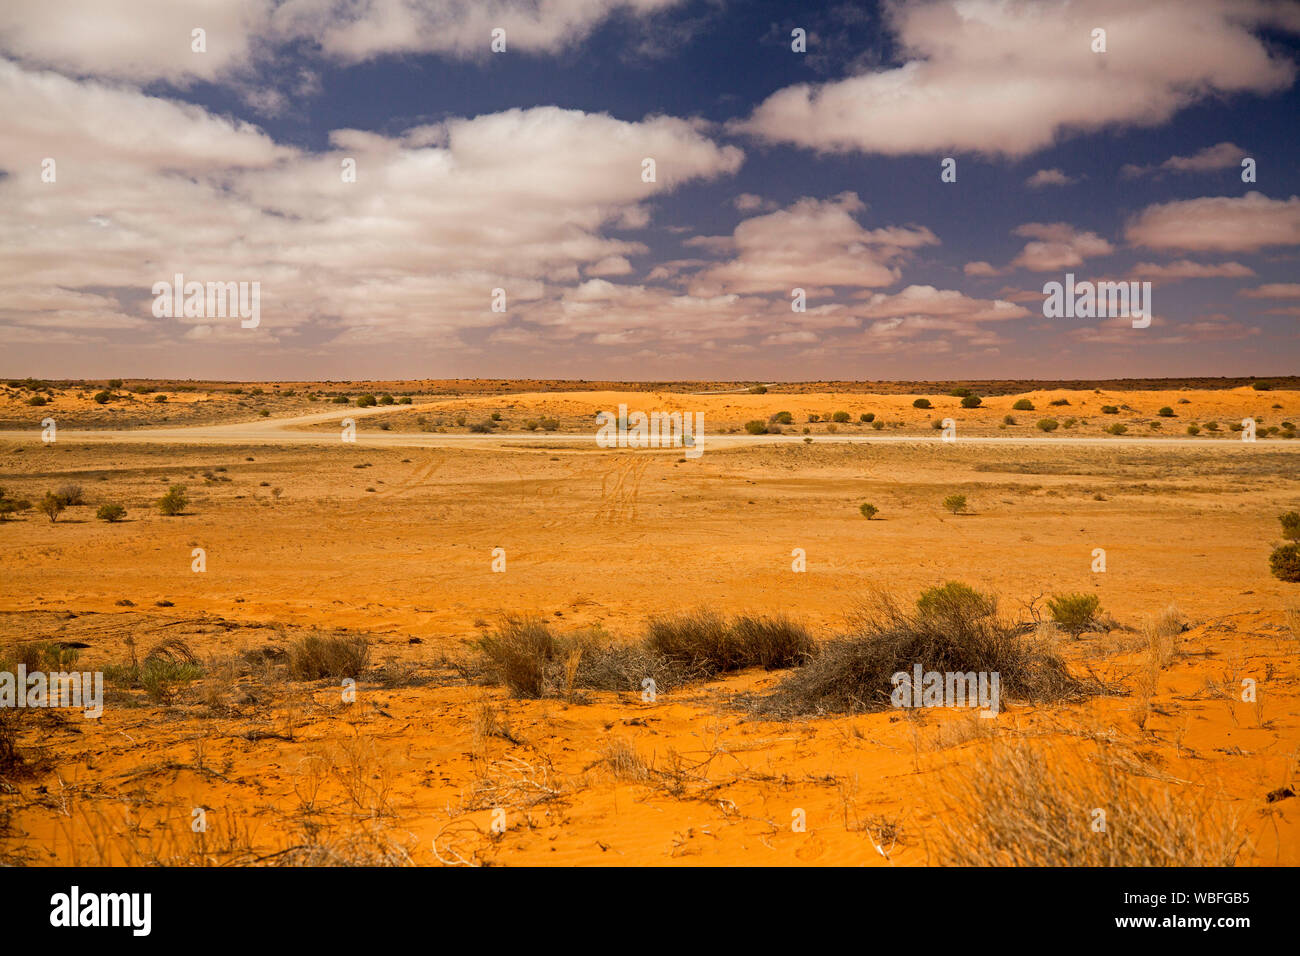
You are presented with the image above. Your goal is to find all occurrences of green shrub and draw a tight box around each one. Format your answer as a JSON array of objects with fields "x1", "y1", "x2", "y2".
[
  {"x1": 1101, "y1": 405, "x2": 1119, "y2": 414},
  {"x1": 772, "y1": 411, "x2": 794, "y2": 425},
  {"x1": 1279, "y1": 512, "x2": 1300, "y2": 541},
  {"x1": 1003, "y1": 415, "x2": 1016, "y2": 425},
  {"x1": 1106, "y1": 423, "x2": 1128, "y2": 435},
  {"x1": 154, "y1": 394, "x2": 167, "y2": 403},
  {"x1": 1047, "y1": 593, "x2": 1101, "y2": 638},
  {"x1": 832, "y1": 410, "x2": 851, "y2": 423},
  {"x1": 157, "y1": 484, "x2": 188, "y2": 516},
  {"x1": 916, "y1": 581, "x2": 996, "y2": 623},
  {"x1": 744, "y1": 420, "x2": 768, "y2": 435},
  {"x1": 1157, "y1": 406, "x2": 1175, "y2": 417},
  {"x1": 1049, "y1": 398, "x2": 1070, "y2": 407},
  {"x1": 1012, "y1": 399, "x2": 1035, "y2": 411},
  {"x1": 25, "y1": 395, "x2": 47, "y2": 406},
  {"x1": 107, "y1": 379, "x2": 123, "y2": 389},
  {"x1": 398, "y1": 396, "x2": 412, "y2": 404},
  {"x1": 960, "y1": 395, "x2": 982, "y2": 408},
  {"x1": 942, "y1": 493, "x2": 967, "y2": 514},
  {"x1": 912, "y1": 398, "x2": 932, "y2": 409},
  {"x1": 859, "y1": 502, "x2": 879, "y2": 520},
  {"x1": 379, "y1": 394, "x2": 395, "y2": 405},
  {"x1": 96, "y1": 503, "x2": 126, "y2": 522},
  {"x1": 1186, "y1": 424, "x2": 1201, "y2": 435},
  {"x1": 356, "y1": 394, "x2": 377, "y2": 408},
  {"x1": 871, "y1": 420, "x2": 884, "y2": 430},
  {"x1": 1270, "y1": 544, "x2": 1300, "y2": 582},
  {"x1": 92, "y1": 390, "x2": 111, "y2": 404},
  {"x1": 1036, "y1": 418, "x2": 1059, "y2": 432}
]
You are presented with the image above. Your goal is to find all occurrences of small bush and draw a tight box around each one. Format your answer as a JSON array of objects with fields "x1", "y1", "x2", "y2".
[
  {"x1": 379, "y1": 394, "x2": 395, "y2": 405},
  {"x1": 1278, "y1": 512, "x2": 1300, "y2": 541},
  {"x1": 942, "y1": 493, "x2": 967, "y2": 514},
  {"x1": 860, "y1": 502, "x2": 879, "y2": 520},
  {"x1": 25, "y1": 395, "x2": 47, "y2": 406},
  {"x1": 1003, "y1": 415, "x2": 1016, "y2": 425},
  {"x1": 1036, "y1": 418, "x2": 1059, "y2": 432},
  {"x1": 860, "y1": 413, "x2": 874, "y2": 422},
  {"x1": 960, "y1": 395, "x2": 982, "y2": 408},
  {"x1": 1157, "y1": 406, "x2": 1175, "y2": 417},
  {"x1": 157, "y1": 484, "x2": 188, "y2": 516},
  {"x1": 1049, "y1": 398, "x2": 1070, "y2": 407},
  {"x1": 37, "y1": 492, "x2": 65, "y2": 522},
  {"x1": 744, "y1": 420, "x2": 768, "y2": 435},
  {"x1": 729, "y1": 615, "x2": 815, "y2": 670},
  {"x1": 288, "y1": 634, "x2": 370, "y2": 680},
  {"x1": 1047, "y1": 593, "x2": 1101, "y2": 638},
  {"x1": 912, "y1": 398, "x2": 932, "y2": 409},
  {"x1": 1012, "y1": 399, "x2": 1035, "y2": 411},
  {"x1": 154, "y1": 394, "x2": 167, "y2": 403},
  {"x1": 54, "y1": 484, "x2": 84, "y2": 506},
  {"x1": 1186, "y1": 424, "x2": 1200, "y2": 435},
  {"x1": 871, "y1": 420, "x2": 884, "y2": 430},
  {"x1": 96, "y1": 503, "x2": 126, "y2": 522},
  {"x1": 644, "y1": 610, "x2": 739, "y2": 677},
  {"x1": 1101, "y1": 405, "x2": 1119, "y2": 414},
  {"x1": 356, "y1": 394, "x2": 377, "y2": 408},
  {"x1": 772, "y1": 411, "x2": 794, "y2": 425},
  {"x1": 916, "y1": 582, "x2": 996, "y2": 623},
  {"x1": 832, "y1": 411, "x2": 851, "y2": 423},
  {"x1": 1106, "y1": 423, "x2": 1128, "y2": 435},
  {"x1": 754, "y1": 592, "x2": 1095, "y2": 718},
  {"x1": 1270, "y1": 544, "x2": 1300, "y2": 583},
  {"x1": 92, "y1": 390, "x2": 111, "y2": 404}
]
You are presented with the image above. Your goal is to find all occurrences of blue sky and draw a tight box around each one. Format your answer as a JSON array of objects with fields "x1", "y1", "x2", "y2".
[{"x1": 1, "y1": 0, "x2": 1298, "y2": 381}]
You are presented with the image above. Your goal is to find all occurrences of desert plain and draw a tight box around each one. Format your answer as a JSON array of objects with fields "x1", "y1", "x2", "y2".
[{"x1": 0, "y1": 377, "x2": 1298, "y2": 866}]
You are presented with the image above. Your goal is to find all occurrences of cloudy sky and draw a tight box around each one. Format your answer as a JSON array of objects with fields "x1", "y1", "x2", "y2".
[{"x1": 2, "y1": 0, "x2": 1298, "y2": 381}]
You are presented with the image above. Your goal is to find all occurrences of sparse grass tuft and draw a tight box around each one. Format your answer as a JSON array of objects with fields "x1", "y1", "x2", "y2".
[
  {"x1": 936, "y1": 741, "x2": 1246, "y2": 866},
  {"x1": 287, "y1": 634, "x2": 370, "y2": 680}
]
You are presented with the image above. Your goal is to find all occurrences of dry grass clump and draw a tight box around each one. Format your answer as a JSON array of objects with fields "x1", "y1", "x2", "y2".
[
  {"x1": 754, "y1": 590, "x2": 1099, "y2": 718},
  {"x1": 479, "y1": 611, "x2": 812, "y2": 699},
  {"x1": 287, "y1": 633, "x2": 370, "y2": 680},
  {"x1": 477, "y1": 616, "x2": 692, "y2": 699},
  {"x1": 645, "y1": 609, "x2": 813, "y2": 676},
  {"x1": 936, "y1": 741, "x2": 1247, "y2": 866}
]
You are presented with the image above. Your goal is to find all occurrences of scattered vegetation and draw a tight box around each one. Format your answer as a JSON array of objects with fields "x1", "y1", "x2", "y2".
[
  {"x1": 942, "y1": 493, "x2": 967, "y2": 514},
  {"x1": 859, "y1": 502, "x2": 879, "y2": 520}
]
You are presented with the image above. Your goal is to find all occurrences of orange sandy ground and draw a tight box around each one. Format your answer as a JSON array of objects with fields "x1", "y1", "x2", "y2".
[{"x1": 0, "y1": 386, "x2": 1297, "y2": 865}]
